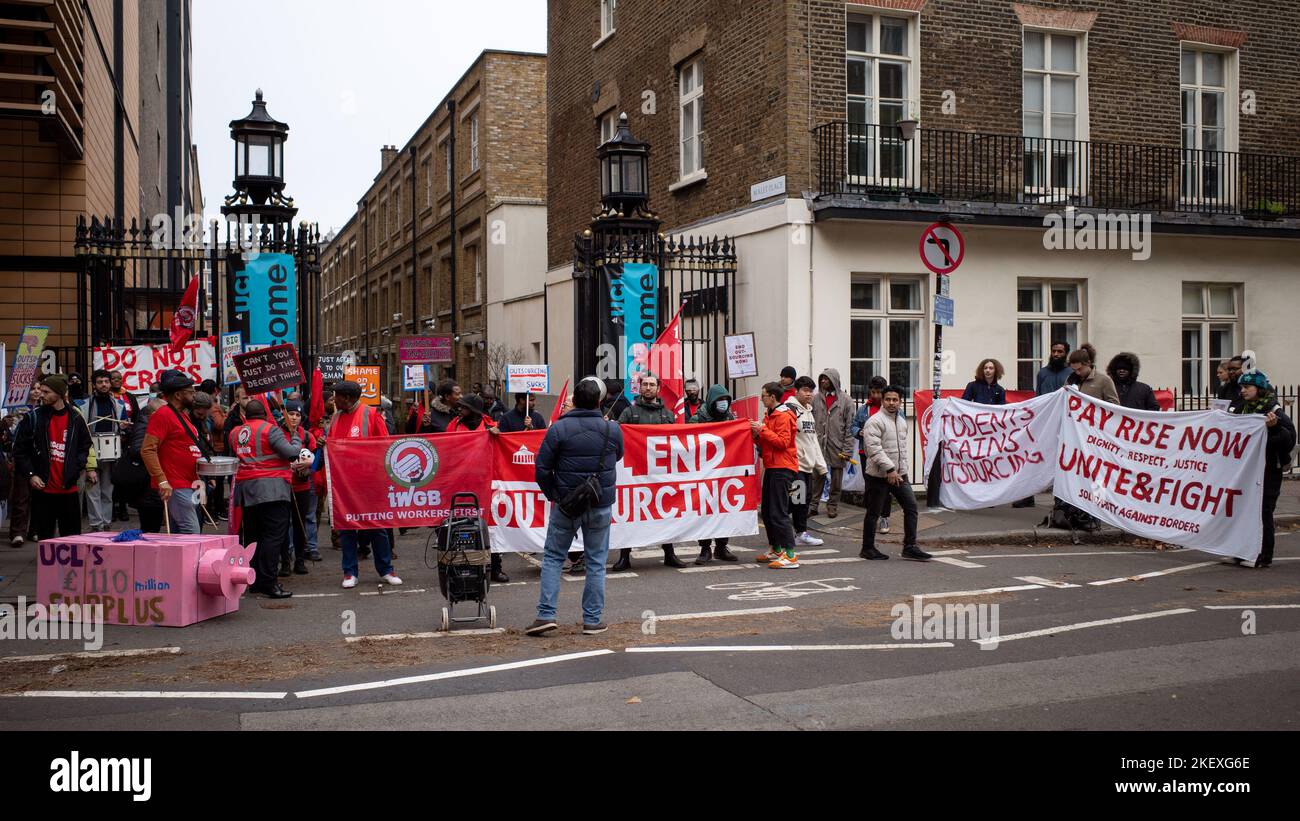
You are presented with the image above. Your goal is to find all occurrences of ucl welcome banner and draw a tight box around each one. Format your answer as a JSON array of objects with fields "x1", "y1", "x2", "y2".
[
  {"x1": 612, "y1": 262, "x2": 658, "y2": 402},
  {"x1": 93, "y1": 339, "x2": 217, "y2": 396},
  {"x1": 1054, "y1": 390, "x2": 1265, "y2": 559},
  {"x1": 326, "y1": 431, "x2": 493, "y2": 529},
  {"x1": 923, "y1": 392, "x2": 1065, "y2": 509},
  {"x1": 234, "y1": 252, "x2": 296, "y2": 348},
  {"x1": 488, "y1": 421, "x2": 760, "y2": 552}
]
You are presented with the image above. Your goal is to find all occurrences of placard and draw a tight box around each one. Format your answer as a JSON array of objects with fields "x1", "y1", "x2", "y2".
[
  {"x1": 399, "y1": 335, "x2": 454, "y2": 364},
  {"x1": 724, "y1": 333, "x2": 758, "y2": 379},
  {"x1": 93, "y1": 339, "x2": 217, "y2": 396},
  {"x1": 345, "y1": 366, "x2": 381, "y2": 406},
  {"x1": 317, "y1": 354, "x2": 348, "y2": 381},
  {"x1": 403, "y1": 364, "x2": 427, "y2": 391},
  {"x1": 220, "y1": 332, "x2": 243, "y2": 386},
  {"x1": 4, "y1": 325, "x2": 49, "y2": 408},
  {"x1": 232, "y1": 343, "x2": 306, "y2": 394},
  {"x1": 506, "y1": 364, "x2": 549, "y2": 394}
]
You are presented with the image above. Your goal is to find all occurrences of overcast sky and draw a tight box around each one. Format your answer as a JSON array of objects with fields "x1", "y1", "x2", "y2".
[{"x1": 193, "y1": 0, "x2": 547, "y2": 234}]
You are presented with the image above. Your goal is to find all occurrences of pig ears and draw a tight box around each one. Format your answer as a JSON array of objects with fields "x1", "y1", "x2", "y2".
[{"x1": 237, "y1": 541, "x2": 257, "y2": 563}]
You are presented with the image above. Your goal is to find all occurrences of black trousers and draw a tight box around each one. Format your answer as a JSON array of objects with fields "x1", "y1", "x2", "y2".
[
  {"x1": 1261, "y1": 486, "x2": 1280, "y2": 564},
  {"x1": 791, "y1": 470, "x2": 812, "y2": 533},
  {"x1": 8, "y1": 475, "x2": 31, "y2": 539},
  {"x1": 861, "y1": 475, "x2": 918, "y2": 552},
  {"x1": 761, "y1": 468, "x2": 796, "y2": 550},
  {"x1": 242, "y1": 501, "x2": 291, "y2": 589},
  {"x1": 287, "y1": 489, "x2": 313, "y2": 561},
  {"x1": 31, "y1": 488, "x2": 82, "y2": 541}
]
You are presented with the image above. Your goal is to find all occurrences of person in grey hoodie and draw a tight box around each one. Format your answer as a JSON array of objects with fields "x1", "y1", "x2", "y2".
[
  {"x1": 687, "y1": 384, "x2": 740, "y2": 564},
  {"x1": 810, "y1": 368, "x2": 854, "y2": 517}
]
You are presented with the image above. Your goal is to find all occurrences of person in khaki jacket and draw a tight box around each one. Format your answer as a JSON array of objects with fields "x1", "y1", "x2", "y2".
[
  {"x1": 810, "y1": 368, "x2": 854, "y2": 517},
  {"x1": 860, "y1": 385, "x2": 931, "y2": 562}
]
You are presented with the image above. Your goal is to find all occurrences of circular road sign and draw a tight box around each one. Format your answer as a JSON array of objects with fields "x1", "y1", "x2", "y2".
[{"x1": 919, "y1": 222, "x2": 964, "y2": 275}]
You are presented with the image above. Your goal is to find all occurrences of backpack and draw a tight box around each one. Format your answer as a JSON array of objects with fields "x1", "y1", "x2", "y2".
[{"x1": 1041, "y1": 497, "x2": 1100, "y2": 540}]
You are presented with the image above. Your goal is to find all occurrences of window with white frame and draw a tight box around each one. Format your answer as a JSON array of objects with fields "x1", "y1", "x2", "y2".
[
  {"x1": 1181, "y1": 47, "x2": 1234, "y2": 203},
  {"x1": 678, "y1": 58, "x2": 704, "y2": 179},
  {"x1": 846, "y1": 11, "x2": 914, "y2": 183},
  {"x1": 469, "y1": 113, "x2": 479, "y2": 172},
  {"x1": 471, "y1": 244, "x2": 482, "y2": 303},
  {"x1": 598, "y1": 110, "x2": 617, "y2": 147},
  {"x1": 850, "y1": 275, "x2": 924, "y2": 399},
  {"x1": 1016, "y1": 280, "x2": 1084, "y2": 391},
  {"x1": 1181, "y1": 283, "x2": 1240, "y2": 395},
  {"x1": 1022, "y1": 30, "x2": 1085, "y2": 193},
  {"x1": 601, "y1": 0, "x2": 616, "y2": 38}
]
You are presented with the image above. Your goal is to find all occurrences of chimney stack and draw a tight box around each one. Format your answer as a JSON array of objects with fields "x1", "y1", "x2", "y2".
[{"x1": 381, "y1": 145, "x2": 398, "y2": 171}]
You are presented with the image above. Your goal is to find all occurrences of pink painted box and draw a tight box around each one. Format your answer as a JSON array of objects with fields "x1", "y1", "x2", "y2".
[{"x1": 36, "y1": 532, "x2": 257, "y2": 627}]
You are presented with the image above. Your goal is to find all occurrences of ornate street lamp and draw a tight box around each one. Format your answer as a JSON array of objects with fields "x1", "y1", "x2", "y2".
[
  {"x1": 221, "y1": 89, "x2": 297, "y2": 224},
  {"x1": 596, "y1": 112, "x2": 651, "y2": 219}
]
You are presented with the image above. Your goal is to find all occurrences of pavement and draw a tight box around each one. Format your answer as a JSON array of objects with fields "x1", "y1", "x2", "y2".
[{"x1": 1, "y1": 481, "x2": 1298, "y2": 731}]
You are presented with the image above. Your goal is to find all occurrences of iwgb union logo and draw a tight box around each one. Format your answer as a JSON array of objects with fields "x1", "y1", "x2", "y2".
[{"x1": 384, "y1": 438, "x2": 440, "y2": 488}]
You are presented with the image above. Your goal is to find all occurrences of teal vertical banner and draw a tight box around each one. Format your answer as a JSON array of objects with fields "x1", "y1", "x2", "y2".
[
  {"x1": 235, "y1": 253, "x2": 296, "y2": 348},
  {"x1": 617, "y1": 262, "x2": 658, "y2": 401}
]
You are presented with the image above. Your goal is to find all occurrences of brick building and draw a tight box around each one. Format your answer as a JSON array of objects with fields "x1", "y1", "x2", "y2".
[
  {"x1": 547, "y1": 0, "x2": 1300, "y2": 400},
  {"x1": 0, "y1": 0, "x2": 198, "y2": 378},
  {"x1": 320, "y1": 50, "x2": 548, "y2": 401}
]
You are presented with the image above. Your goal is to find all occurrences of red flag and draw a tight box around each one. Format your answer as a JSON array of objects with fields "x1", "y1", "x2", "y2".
[
  {"x1": 550, "y1": 378, "x2": 570, "y2": 423},
  {"x1": 309, "y1": 368, "x2": 325, "y2": 426},
  {"x1": 169, "y1": 275, "x2": 200, "y2": 353},
  {"x1": 652, "y1": 304, "x2": 687, "y2": 421}
]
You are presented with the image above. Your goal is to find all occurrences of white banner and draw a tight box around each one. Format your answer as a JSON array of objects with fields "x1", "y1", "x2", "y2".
[
  {"x1": 927, "y1": 392, "x2": 1064, "y2": 509},
  {"x1": 1054, "y1": 390, "x2": 1265, "y2": 559},
  {"x1": 93, "y1": 339, "x2": 217, "y2": 395}
]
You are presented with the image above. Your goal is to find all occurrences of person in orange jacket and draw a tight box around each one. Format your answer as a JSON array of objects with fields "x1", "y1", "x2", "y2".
[{"x1": 751, "y1": 381, "x2": 800, "y2": 569}]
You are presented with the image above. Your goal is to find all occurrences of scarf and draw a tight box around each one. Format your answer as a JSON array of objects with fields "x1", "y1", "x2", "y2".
[{"x1": 1236, "y1": 392, "x2": 1275, "y2": 416}]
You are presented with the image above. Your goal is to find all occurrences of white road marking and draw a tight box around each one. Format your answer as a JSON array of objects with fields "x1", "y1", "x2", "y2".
[
  {"x1": 1088, "y1": 561, "x2": 1218, "y2": 586},
  {"x1": 678, "y1": 563, "x2": 763, "y2": 574},
  {"x1": 0, "y1": 647, "x2": 181, "y2": 664},
  {"x1": 927, "y1": 549, "x2": 970, "y2": 556},
  {"x1": 1014, "y1": 576, "x2": 1081, "y2": 589},
  {"x1": 565, "y1": 572, "x2": 638, "y2": 581},
  {"x1": 1203, "y1": 604, "x2": 1300, "y2": 610},
  {"x1": 345, "y1": 628, "x2": 505, "y2": 643},
  {"x1": 359, "y1": 588, "x2": 428, "y2": 596},
  {"x1": 293, "y1": 649, "x2": 616, "y2": 699},
  {"x1": 650, "y1": 606, "x2": 794, "y2": 622},
  {"x1": 797, "y1": 557, "x2": 865, "y2": 565},
  {"x1": 918, "y1": 584, "x2": 1043, "y2": 600},
  {"x1": 933, "y1": 556, "x2": 986, "y2": 569},
  {"x1": 1, "y1": 690, "x2": 287, "y2": 700},
  {"x1": 1272, "y1": 556, "x2": 1300, "y2": 561},
  {"x1": 973, "y1": 551, "x2": 1150, "y2": 559},
  {"x1": 626, "y1": 643, "x2": 953, "y2": 653},
  {"x1": 494, "y1": 581, "x2": 530, "y2": 587},
  {"x1": 294, "y1": 593, "x2": 343, "y2": 598},
  {"x1": 974, "y1": 608, "x2": 1196, "y2": 646},
  {"x1": 628, "y1": 545, "x2": 755, "y2": 559}
]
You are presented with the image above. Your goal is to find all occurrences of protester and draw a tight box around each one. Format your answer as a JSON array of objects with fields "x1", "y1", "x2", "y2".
[
  {"x1": 787, "y1": 376, "x2": 827, "y2": 549},
  {"x1": 527, "y1": 376, "x2": 624, "y2": 636},
  {"x1": 1218, "y1": 355, "x2": 1244, "y2": 400},
  {"x1": 231, "y1": 400, "x2": 302, "y2": 598},
  {"x1": 480, "y1": 385, "x2": 506, "y2": 422},
  {"x1": 850, "y1": 375, "x2": 893, "y2": 529},
  {"x1": 498, "y1": 393, "x2": 547, "y2": 432},
  {"x1": 688, "y1": 383, "x2": 741, "y2": 563},
  {"x1": 1229, "y1": 369, "x2": 1295, "y2": 569},
  {"x1": 283, "y1": 399, "x2": 321, "y2": 568},
  {"x1": 1036, "y1": 341, "x2": 1072, "y2": 396},
  {"x1": 140, "y1": 370, "x2": 205, "y2": 534},
  {"x1": 447, "y1": 394, "x2": 499, "y2": 433},
  {"x1": 1216, "y1": 360, "x2": 1231, "y2": 393},
  {"x1": 8, "y1": 411, "x2": 34, "y2": 545},
  {"x1": 1107, "y1": 352, "x2": 1159, "y2": 411},
  {"x1": 13, "y1": 375, "x2": 95, "y2": 540},
  {"x1": 123, "y1": 398, "x2": 165, "y2": 533},
  {"x1": 327, "y1": 381, "x2": 402, "y2": 588},
  {"x1": 314, "y1": 397, "x2": 337, "y2": 551},
  {"x1": 80, "y1": 369, "x2": 129, "y2": 531},
  {"x1": 223, "y1": 384, "x2": 249, "y2": 451},
  {"x1": 1066, "y1": 344, "x2": 1119, "y2": 403},
  {"x1": 860, "y1": 385, "x2": 930, "y2": 561},
  {"x1": 408, "y1": 380, "x2": 459, "y2": 433},
  {"x1": 189, "y1": 391, "x2": 217, "y2": 525},
  {"x1": 753, "y1": 381, "x2": 799, "y2": 568},
  {"x1": 206, "y1": 395, "x2": 229, "y2": 521},
  {"x1": 962, "y1": 359, "x2": 1007, "y2": 405},
  {"x1": 615, "y1": 373, "x2": 683, "y2": 570},
  {"x1": 683, "y1": 379, "x2": 704, "y2": 421},
  {"x1": 811, "y1": 368, "x2": 853, "y2": 518},
  {"x1": 378, "y1": 395, "x2": 397, "y2": 434},
  {"x1": 67, "y1": 372, "x2": 85, "y2": 402},
  {"x1": 778, "y1": 366, "x2": 798, "y2": 402}
]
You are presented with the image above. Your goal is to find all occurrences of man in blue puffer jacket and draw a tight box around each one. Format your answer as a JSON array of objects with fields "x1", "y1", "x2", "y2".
[{"x1": 527, "y1": 377, "x2": 625, "y2": 637}]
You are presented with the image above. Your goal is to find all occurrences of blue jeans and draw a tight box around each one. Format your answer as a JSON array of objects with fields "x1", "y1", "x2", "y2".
[
  {"x1": 536, "y1": 505, "x2": 611, "y2": 625},
  {"x1": 340, "y1": 528, "x2": 393, "y2": 578}
]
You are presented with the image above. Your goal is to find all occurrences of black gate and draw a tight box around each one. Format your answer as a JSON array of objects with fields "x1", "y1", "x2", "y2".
[{"x1": 573, "y1": 230, "x2": 738, "y2": 396}]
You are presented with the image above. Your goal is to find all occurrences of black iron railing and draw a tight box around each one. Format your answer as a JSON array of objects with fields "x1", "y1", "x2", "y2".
[{"x1": 814, "y1": 122, "x2": 1300, "y2": 218}]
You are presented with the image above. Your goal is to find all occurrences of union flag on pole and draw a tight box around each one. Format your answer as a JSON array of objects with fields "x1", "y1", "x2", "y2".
[{"x1": 169, "y1": 275, "x2": 200, "y2": 353}]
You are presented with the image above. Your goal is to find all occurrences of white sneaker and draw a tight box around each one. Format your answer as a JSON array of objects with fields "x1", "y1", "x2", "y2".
[
  {"x1": 877, "y1": 517, "x2": 890, "y2": 534},
  {"x1": 796, "y1": 531, "x2": 824, "y2": 546},
  {"x1": 381, "y1": 573, "x2": 403, "y2": 586},
  {"x1": 341, "y1": 574, "x2": 358, "y2": 589}
]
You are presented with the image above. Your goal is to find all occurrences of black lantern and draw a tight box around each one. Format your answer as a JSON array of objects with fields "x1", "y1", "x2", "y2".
[
  {"x1": 597, "y1": 112, "x2": 650, "y2": 215},
  {"x1": 222, "y1": 89, "x2": 296, "y2": 222}
]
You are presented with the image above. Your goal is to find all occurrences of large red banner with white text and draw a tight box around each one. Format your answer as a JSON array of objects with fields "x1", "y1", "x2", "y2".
[
  {"x1": 326, "y1": 430, "x2": 493, "y2": 529},
  {"x1": 488, "y1": 421, "x2": 760, "y2": 552}
]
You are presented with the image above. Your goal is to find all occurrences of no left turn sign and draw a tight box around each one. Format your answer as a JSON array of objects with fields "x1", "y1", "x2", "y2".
[{"x1": 919, "y1": 222, "x2": 964, "y2": 275}]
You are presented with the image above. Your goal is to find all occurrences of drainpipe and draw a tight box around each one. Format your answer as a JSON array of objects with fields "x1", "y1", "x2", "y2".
[{"x1": 447, "y1": 99, "x2": 458, "y2": 376}]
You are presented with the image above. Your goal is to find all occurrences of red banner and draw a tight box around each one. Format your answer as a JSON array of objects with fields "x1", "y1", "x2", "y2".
[{"x1": 326, "y1": 430, "x2": 492, "y2": 529}]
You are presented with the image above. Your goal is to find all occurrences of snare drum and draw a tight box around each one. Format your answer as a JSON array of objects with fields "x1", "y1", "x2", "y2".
[{"x1": 93, "y1": 432, "x2": 122, "y2": 462}]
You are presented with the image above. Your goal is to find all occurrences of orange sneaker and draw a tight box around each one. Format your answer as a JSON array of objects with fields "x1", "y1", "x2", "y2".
[
  {"x1": 768, "y1": 553, "x2": 800, "y2": 569},
  {"x1": 756, "y1": 549, "x2": 782, "y2": 563}
]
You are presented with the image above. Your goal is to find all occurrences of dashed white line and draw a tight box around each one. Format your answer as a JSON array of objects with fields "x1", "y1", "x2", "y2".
[
  {"x1": 1, "y1": 690, "x2": 287, "y2": 700},
  {"x1": 626, "y1": 643, "x2": 953, "y2": 653},
  {"x1": 0, "y1": 646, "x2": 182, "y2": 664},
  {"x1": 797, "y1": 557, "x2": 865, "y2": 566},
  {"x1": 650, "y1": 606, "x2": 794, "y2": 622},
  {"x1": 678, "y1": 563, "x2": 763, "y2": 574},
  {"x1": 1014, "y1": 576, "x2": 1081, "y2": 589},
  {"x1": 345, "y1": 628, "x2": 505, "y2": 643},
  {"x1": 973, "y1": 608, "x2": 1196, "y2": 646},
  {"x1": 918, "y1": 584, "x2": 1043, "y2": 599},
  {"x1": 293, "y1": 649, "x2": 616, "y2": 699},
  {"x1": 1088, "y1": 561, "x2": 1218, "y2": 586},
  {"x1": 933, "y1": 556, "x2": 986, "y2": 569},
  {"x1": 1203, "y1": 604, "x2": 1300, "y2": 610},
  {"x1": 973, "y1": 551, "x2": 1149, "y2": 559},
  {"x1": 293, "y1": 592, "x2": 343, "y2": 599},
  {"x1": 565, "y1": 572, "x2": 638, "y2": 581},
  {"x1": 359, "y1": 587, "x2": 428, "y2": 596}
]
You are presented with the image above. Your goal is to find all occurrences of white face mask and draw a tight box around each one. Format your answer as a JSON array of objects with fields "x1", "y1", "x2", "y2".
[{"x1": 715, "y1": 400, "x2": 730, "y2": 413}]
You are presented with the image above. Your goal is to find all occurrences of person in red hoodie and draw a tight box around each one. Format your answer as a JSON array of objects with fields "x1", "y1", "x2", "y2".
[
  {"x1": 282, "y1": 399, "x2": 319, "y2": 571},
  {"x1": 444, "y1": 394, "x2": 509, "y2": 582},
  {"x1": 326, "y1": 381, "x2": 402, "y2": 589},
  {"x1": 751, "y1": 381, "x2": 800, "y2": 569}
]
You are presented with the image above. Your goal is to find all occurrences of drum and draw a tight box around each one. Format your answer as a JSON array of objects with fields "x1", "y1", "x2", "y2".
[
  {"x1": 93, "y1": 433, "x2": 122, "y2": 462},
  {"x1": 195, "y1": 456, "x2": 240, "y2": 477}
]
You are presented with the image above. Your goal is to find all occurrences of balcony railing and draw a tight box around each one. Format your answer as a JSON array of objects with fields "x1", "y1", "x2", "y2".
[{"x1": 814, "y1": 122, "x2": 1300, "y2": 219}]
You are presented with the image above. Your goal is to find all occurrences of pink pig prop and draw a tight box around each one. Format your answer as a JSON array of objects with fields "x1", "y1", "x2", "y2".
[{"x1": 36, "y1": 532, "x2": 257, "y2": 627}]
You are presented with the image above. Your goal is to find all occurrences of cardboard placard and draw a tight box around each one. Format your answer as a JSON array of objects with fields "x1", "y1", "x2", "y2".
[
  {"x1": 724, "y1": 333, "x2": 758, "y2": 379},
  {"x1": 403, "y1": 364, "x2": 427, "y2": 391},
  {"x1": 507, "y1": 364, "x2": 549, "y2": 394},
  {"x1": 317, "y1": 354, "x2": 348, "y2": 381},
  {"x1": 398, "y1": 334, "x2": 454, "y2": 364},
  {"x1": 232, "y1": 343, "x2": 306, "y2": 394},
  {"x1": 345, "y1": 366, "x2": 381, "y2": 406}
]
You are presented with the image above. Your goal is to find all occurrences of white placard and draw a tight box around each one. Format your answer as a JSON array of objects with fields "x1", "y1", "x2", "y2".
[
  {"x1": 507, "y1": 364, "x2": 549, "y2": 394},
  {"x1": 724, "y1": 333, "x2": 758, "y2": 379},
  {"x1": 403, "y1": 364, "x2": 427, "y2": 391}
]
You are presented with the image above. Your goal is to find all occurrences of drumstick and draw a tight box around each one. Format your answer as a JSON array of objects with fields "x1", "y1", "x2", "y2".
[{"x1": 162, "y1": 499, "x2": 171, "y2": 535}]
